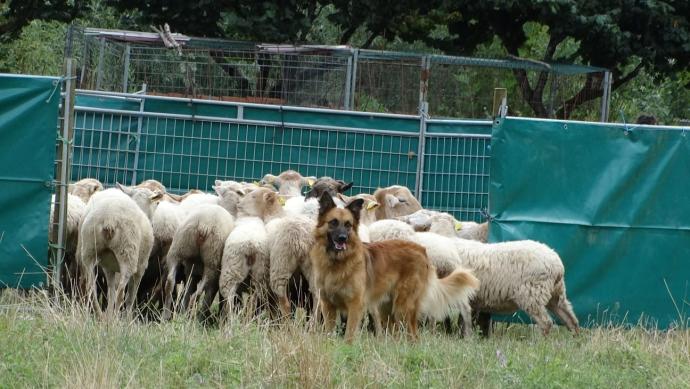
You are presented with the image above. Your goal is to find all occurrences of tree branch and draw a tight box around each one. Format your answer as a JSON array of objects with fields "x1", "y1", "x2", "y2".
[
  {"x1": 362, "y1": 29, "x2": 380, "y2": 49},
  {"x1": 554, "y1": 63, "x2": 644, "y2": 119},
  {"x1": 339, "y1": 26, "x2": 358, "y2": 45}
]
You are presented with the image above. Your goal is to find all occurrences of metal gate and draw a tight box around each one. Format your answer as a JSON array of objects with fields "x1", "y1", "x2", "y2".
[{"x1": 70, "y1": 89, "x2": 491, "y2": 222}]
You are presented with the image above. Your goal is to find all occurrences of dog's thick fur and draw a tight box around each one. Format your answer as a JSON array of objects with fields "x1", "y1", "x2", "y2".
[{"x1": 311, "y1": 193, "x2": 479, "y2": 342}]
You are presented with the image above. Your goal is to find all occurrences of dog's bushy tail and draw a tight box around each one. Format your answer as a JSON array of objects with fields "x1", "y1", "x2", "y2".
[{"x1": 420, "y1": 267, "x2": 480, "y2": 320}]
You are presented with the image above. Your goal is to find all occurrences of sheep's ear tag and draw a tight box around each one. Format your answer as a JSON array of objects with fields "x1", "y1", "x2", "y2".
[
  {"x1": 454, "y1": 221, "x2": 463, "y2": 231},
  {"x1": 253, "y1": 181, "x2": 261, "y2": 186},
  {"x1": 278, "y1": 197, "x2": 286, "y2": 206},
  {"x1": 366, "y1": 201, "x2": 379, "y2": 210},
  {"x1": 307, "y1": 178, "x2": 315, "y2": 187}
]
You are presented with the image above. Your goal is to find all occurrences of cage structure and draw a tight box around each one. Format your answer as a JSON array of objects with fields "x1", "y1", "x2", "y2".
[{"x1": 71, "y1": 27, "x2": 611, "y2": 121}]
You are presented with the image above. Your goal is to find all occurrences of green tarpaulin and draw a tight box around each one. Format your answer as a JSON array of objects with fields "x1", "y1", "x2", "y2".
[
  {"x1": 490, "y1": 117, "x2": 690, "y2": 328},
  {"x1": 0, "y1": 74, "x2": 60, "y2": 288}
]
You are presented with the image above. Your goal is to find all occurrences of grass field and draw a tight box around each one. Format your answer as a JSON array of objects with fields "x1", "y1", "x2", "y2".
[{"x1": 0, "y1": 290, "x2": 688, "y2": 388}]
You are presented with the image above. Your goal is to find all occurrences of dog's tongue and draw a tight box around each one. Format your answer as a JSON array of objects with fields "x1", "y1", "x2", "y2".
[{"x1": 334, "y1": 241, "x2": 347, "y2": 250}]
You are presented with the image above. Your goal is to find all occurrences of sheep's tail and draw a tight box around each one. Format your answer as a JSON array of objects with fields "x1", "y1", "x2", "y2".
[
  {"x1": 102, "y1": 226, "x2": 115, "y2": 241},
  {"x1": 420, "y1": 267, "x2": 479, "y2": 320}
]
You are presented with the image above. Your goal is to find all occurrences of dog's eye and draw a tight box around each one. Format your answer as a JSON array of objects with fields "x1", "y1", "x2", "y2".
[
  {"x1": 329, "y1": 219, "x2": 338, "y2": 227},
  {"x1": 344, "y1": 222, "x2": 352, "y2": 228}
]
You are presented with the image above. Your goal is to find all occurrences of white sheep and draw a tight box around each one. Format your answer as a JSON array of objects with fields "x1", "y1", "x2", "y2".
[
  {"x1": 261, "y1": 169, "x2": 316, "y2": 198},
  {"x1": 236, "y1": 187, "x2": 316, "y2": 318},
  {"x1": 50, "y1": 193, "x2": 86, "y2": 294},
  {"x1": 452, "y1": 238, "x2": 579, "y2": 336},
  {"x1": 397, "y1": 209, "x2": 489, "y2": 242},
  {"x1": 68, "y1": 178, "x2": 103, "y2": 203},
  {"x1": 78, "y1": 184, "x2": 162, "y2": 316},
  {"x1": 162, "y1": 204, "x2": 235, "y2": 320},
  {"x1": 373, "y1": 185, "x2": 422, "y2": 220},
  {"x1": 218, "y1": 216, "x2": 270, "y2": 314}
]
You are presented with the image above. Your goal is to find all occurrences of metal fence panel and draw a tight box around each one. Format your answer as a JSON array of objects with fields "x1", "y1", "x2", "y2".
[
  {"x1": 72, "y1": 92, "x2": 491, "y2": 222},
  {"x1": 0, "y1": 74, "x2": 61, "y2": 288},
  {"x1": 73, "y1": 94, "x2": 423, "y2": 197},
  {"x1": 423, "y1": 120, "x2": 492, "y2": 222}
]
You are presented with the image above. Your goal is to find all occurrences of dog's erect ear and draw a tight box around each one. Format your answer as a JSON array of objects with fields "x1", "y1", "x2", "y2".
[
  {"x1": 304, "y1": 187, "x2": 317, "y2": 200},
  {"x1": 346, "y1": 198, "x2": 365, "y2": 223},
  {"x1": 337, "y1": 181, "x2": 354, "y2": 193},
  {"x1": 318, "y1": 192, "x2": 337, "y2": 216}
]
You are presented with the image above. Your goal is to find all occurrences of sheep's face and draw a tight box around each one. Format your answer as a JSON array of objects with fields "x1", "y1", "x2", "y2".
[
  {"x1": 262, "y1": 170, "x2": 316, "y2": 197},
  {"x1": 116, "y1": 183, "x2": 164, "y2": 219},
  {"x1": 237, "y1": 188, "x2": 282, "y2": 219},
  {"x1": 68, "y1": 178, "x2": 104, "y2": 203},
  {"x1": 339, "y1": 193, "x2": 379, "y2": 225},
  {"x1": 374, "y1": 185, "x2": 422, "y2": 219},
  {"x1": 135, "y1": 179, "x2": 167, "y2": 194},
  {"x1": 214, "y1": 180, "x2": 247, "y2": 216},
  {"x1": 304, "y1": 178, "x2": 353, "y2": 200}
]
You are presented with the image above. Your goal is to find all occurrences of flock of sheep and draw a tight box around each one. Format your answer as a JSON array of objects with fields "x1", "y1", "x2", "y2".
[{"x1": 52, "y1": 169, "x2": 579, "y2": 338}]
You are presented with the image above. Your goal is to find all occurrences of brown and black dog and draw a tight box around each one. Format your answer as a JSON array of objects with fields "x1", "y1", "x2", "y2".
[{"x1": 310, "y1": 192, "x2": 479, "y2": 342}]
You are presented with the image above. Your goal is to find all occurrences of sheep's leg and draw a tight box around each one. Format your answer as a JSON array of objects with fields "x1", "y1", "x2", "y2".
[
  {"x1": 102, "y1": 268, "x2": 118, "y2": 317},
  {"x1": 108, "y1": 265, "x2": 132, "y2": 318},
  {"x1": 476, "y1": 311, "x2": 493, "y2": 338},
  {"x1": 181, "y1": 272, "x2": 202, "y2": 312},
  {"x1": 82, "y1": 263, "x2": 99, "y2": 314},
  {"x1": 522, "y1": 304, "x2": 553, "y2": 336},
  {"x1": 125, "y1": 270, "x2": 144, "y2": 313},
  {"x1": 548, "y1": 298, "x2": 580, "y2": 334},
  {"x1": 162, "y1": 263, "x2": 178, "y2": 321},
  {"x1": 270, "y1": 271, "x2": 292, "y2": 319},
  {"x1": 198, "y1": 268, "x2": 220, "y2": 322},
  {"x1": 458, "y1": 300, "x2": 473, "y2": 338}
]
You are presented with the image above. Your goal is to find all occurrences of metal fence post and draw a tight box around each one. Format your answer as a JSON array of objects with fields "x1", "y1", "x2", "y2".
[
  {"x1": 600, "y1": 71, "x2": 612, "y2": 122},
  {"x1": 414, "y1": 55, "x2": 431, "y2": 201},
  {"x1": 130, "y1": 83, "x2": 147, "y2": 185},
  {"x1": 344, "y1": 52, "x2": 353, "y2": 110},
  {"x1": 349, "y1": 49, "x2": 359, "y2": 110},
  {"x1": 123, "y1": 43, "x2": 131, "y2": 93},
  {"x1": 52, "y1": 28, "x2": 76, "y2": 289},
  {"x1": 96, "y1": 37, "x2": 105, "y2": 90}
]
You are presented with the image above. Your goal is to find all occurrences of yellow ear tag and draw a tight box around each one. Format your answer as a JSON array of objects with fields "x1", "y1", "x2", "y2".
[
  {"x1": 366, "y1": 202, "x2": 379, "y2": 210},
  {"x1": 454, "y1": 221, "x2": 463, "y2": 231},
  {"x1": 278, "y1": 196, "x2": 286, "y2": 206},
  {"x1": 253, "y1": 181, "x2": 261, "y2": 186},
  {"x1": 307, "y1": 178, "x2": 315, "y2": 187}
]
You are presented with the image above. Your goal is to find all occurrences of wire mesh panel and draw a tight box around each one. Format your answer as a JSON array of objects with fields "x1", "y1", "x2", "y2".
[
  {"x1": 72, "y1": 94, "x2": 421, "y2": 196},
  {"x1": 72, "y1": 109, "x2": 139, "y2": 185},
  {"x1": 71, "y1": 28, "x2": 609, "y2": 121},
  {"x1": 421, "y1": 119, "x2": 492, "y2": 222},
  {"x1": 354, "y1": 57, "x2": 421, "y2": 114},
  {"x1": 134, "y1": 119, "x2": 419, "y2": 194},
  {"x1": 422, "y1": 135, "x2": 491, "y2": 222},
  {"x1": 428, "y1": 58, "x2": 608, "y2": 120}
]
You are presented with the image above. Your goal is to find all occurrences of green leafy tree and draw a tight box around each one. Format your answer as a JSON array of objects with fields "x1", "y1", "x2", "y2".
[
  {"x1": 399, "y1": 1, "x2": 689, "y2": 118},
  {"x1": 0, "y1": 0, "x2": 88, "y2": 41}
]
